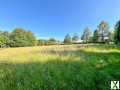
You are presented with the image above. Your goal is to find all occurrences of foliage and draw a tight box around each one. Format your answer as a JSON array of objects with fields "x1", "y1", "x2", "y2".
[
  {"x1": 93, "y1": 29, "x2": 99, "y2": 43},
  {"x1": 64, "y1": 34, "x2": 72, "y2": 44},
  {"x1": 47, "y1": 38, "x2": 57, "y2": 45},
  {"x1": 81, "y1": 27, "x2": 92, "y2": 43},
  {"x1": 108, "y1": 31, "x2": 114, "y2": 42},
  {"x1": 10, "y1": 28, "x2": 37, "y2": 47},
  {"x1": 72, "y1": 33, "x2": 79, "y2": 42},
  {"x1": 0, "y1": 20, "x2": 118, "y2": 47},
  {"x1": 114, "y1": 20, "x2": 120, "y2": 44},
  {"x1": 97, "y1": 21, "x2": 110, "y2": 42},
  {"x1": 38, "y1": 38, "x2": 60, "y2": 46},
  {"x1": 37, "y1": 39, "x2": 48, "y2": 46},
  {"x1": 0, "y1": 31, "x2": 10, "y2": 47}
]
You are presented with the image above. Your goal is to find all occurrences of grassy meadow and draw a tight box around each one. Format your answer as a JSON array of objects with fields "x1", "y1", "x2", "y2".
[{"x1": 0, "y1": 44, "x2": 120, "y2": 90}]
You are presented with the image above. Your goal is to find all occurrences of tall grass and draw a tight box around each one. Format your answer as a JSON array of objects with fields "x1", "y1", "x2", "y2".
[{"x1": 0, "y1": 45, "x2": 120, "y2": 90}]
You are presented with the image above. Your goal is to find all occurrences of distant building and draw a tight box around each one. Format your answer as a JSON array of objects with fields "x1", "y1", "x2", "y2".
[
  {"x1": 72, "y1": 39, "x2": 83, "y2": 44},
  {"x1": 97, "y1": 34, "x2": 109, "y2": 43}
]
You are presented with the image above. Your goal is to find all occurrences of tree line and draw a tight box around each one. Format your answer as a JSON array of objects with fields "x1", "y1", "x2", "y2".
[
  {"x1": 0, "y1": 28, "x2": 62, "y2": 47},
  {"x1": 0, "y1": 28, "x2": 37, "y2": 47},
  {"x1": 64, "y1": 20, "x2": 119, "y2": 44},
  {"x1": 0, "y1": 20, "x2": 120, "y2": 47}
]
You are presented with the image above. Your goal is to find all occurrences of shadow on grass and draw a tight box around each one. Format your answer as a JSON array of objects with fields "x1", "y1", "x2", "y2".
[{"x1": 0, "y1": 49, "x2": 120, "y2": 90}]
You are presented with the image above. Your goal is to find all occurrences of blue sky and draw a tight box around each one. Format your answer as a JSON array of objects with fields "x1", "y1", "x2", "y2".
[{"x1": 0, "y1": 0, "x2": 120, "y2": 41}]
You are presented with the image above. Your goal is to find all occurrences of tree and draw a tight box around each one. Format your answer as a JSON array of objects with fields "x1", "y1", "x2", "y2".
[
  {"x1": 108, "y1": 31, "x2": 114, "y2": 42},
  {"x1": 81, "y1": 27, "x2": 92, "y2": 43},
  {"x1": 26, "y1": 31, "x2": 37, "y2": 46},
  {"x1": 114, "y1": 20, "x2": 120, "y2": 44},
  {"x1": 47, "y1": 38, "x2": 57, "y2": 45},
  {"x1": 37, "y1": 39, "x2": 47, "y2": 46},
  {"x1": 72, "y1": 33, "x2": 79, "y2": 42},
  {"x1": 93, "y1": 29, "x2": 99, "y2": 43},
  {"x1": 97, "y1": 21, "x2": 110, "y2": 42},
  {"x1": 10, "y1": 28, "x2": 36, "y2": 47},
  {"x1": 0, "y1": 31, "x2": 10, "y2": 47},
  {"x1": 64, "y1": 34, "x2": 72, "y2": 44}
]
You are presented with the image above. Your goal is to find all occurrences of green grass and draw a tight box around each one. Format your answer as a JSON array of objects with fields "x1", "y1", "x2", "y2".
[{"x1": 0, "y1": 45, "x2": 120, "y2": 90}]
